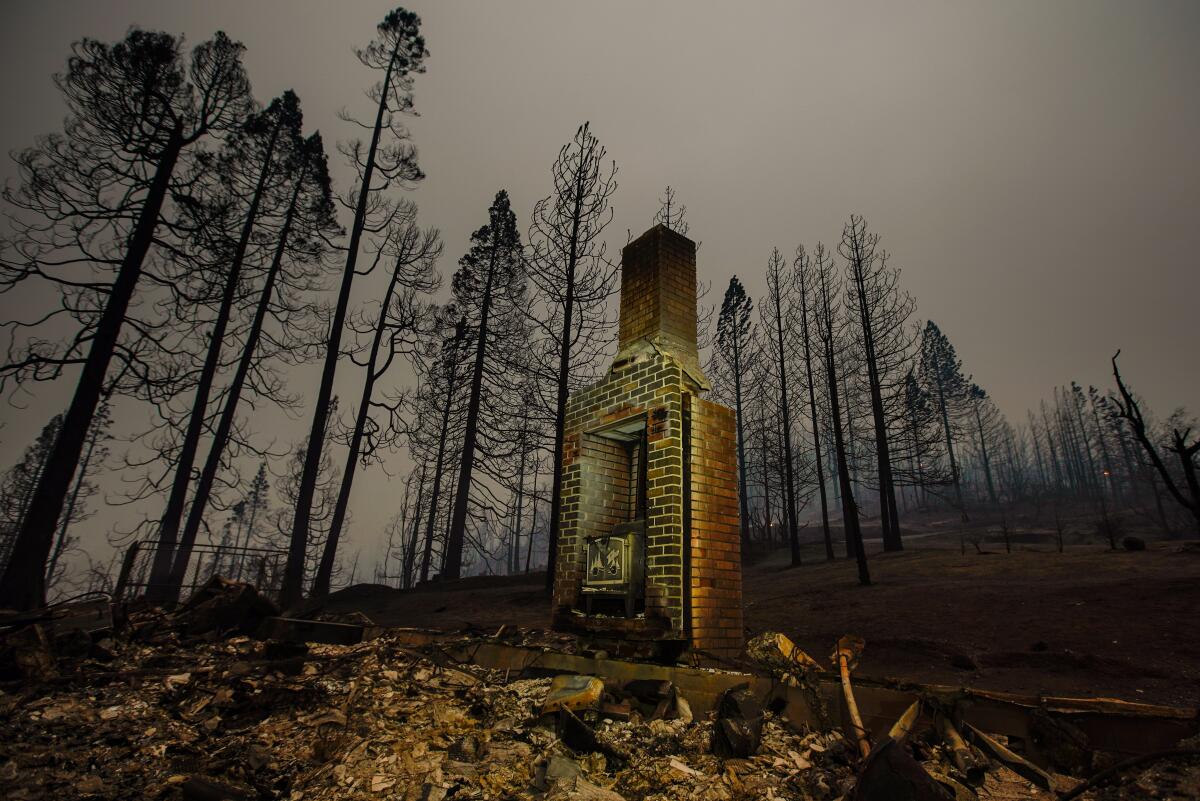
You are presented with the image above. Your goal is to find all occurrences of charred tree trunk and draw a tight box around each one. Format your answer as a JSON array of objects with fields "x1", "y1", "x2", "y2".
[
  {"x1": 731, "y1": 334, "x2": 751, "y2": 550},
  {"x1": 45, "y1": 414, "x2": 104, "y2": 593},
  {"x1": 445, "y1": 240, "x2": 500, "y2": 580},
  {"x1": 149, "y1": 117, "x2": 283, "y2": 599},
  {"x1": 822, "y1": 331, "x2": 869, "y2": 585},
  {"x1": 168, "y1": 167, "x2": 307, "y2": 598},
  {"x1": 846, "y1": 230, "x2": 902, "y2": 551},
  {"x1": 313, "y1": 259, "x2": 409, "y2": 597},
  {"x1": 769, "y1": 281, "x2": 801, "y2": 565},
  {"x1": 973, "y1": 399, "x2": 999, "y2": 507},
  {"x1": 280, "y1": 42, "x2": 402, "y2": 608}
]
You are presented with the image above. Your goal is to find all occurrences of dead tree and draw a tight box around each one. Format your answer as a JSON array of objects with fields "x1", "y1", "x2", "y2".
[
  {"x1": 812, "y1": 244, "x2": 870, "y2": 585},
  {"x1": 0, "y1": 30, "x2": 251, "y2": 610},
  {"x1": 166, "y1": 131, "x2": 340, "y2": 598},
  {"x1": 919, "y1": 321, "x2": 971, "y2": 523},
  {"x1": 412, "y1": 313, "x2": 469, "y2": 583},
  {"x1": 444, "y1": 190, "x2": 526, "y2": 579},
  {"x1": 762, "y1": 248, "x2": 802, "y2": 564},
  {"x1": 282, "y1": 8, "x2": 428, "y2": 607},
  {"x1": 717, "y1": 276, "x2": 756, "y2": 550},
  {"x1": 1111, "y1": 351, "x2": 1200, "y2": 536},
  {"x1": 147, "y1": 93, "x2": 305, "y2": 597},
  {"x1": 525, "y1": 122, "x2": 618, "y2": 590},
  {"x1": 313, "y1": 214, "x2": 441, "y2": 596},
  {"x1": 795, "y1": 246, "x2": 835, "y2": 560},
  {"x1": 840, "y1": 216, "x2": 914, "y2": 552},
  {"x1": 968, "y1": 385, "x2": 1001, "y2": 508}
]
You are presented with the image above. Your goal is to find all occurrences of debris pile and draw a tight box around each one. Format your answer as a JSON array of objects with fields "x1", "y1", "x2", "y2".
[{"x1": 1, "y1": 587, "x2": 1198, "y2": 800}]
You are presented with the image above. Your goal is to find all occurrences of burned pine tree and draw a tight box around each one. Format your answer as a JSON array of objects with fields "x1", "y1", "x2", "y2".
[
  {"x1": 716, "y1": 276, "x2": 755, "y2": 550},
  {"x1": 0, "y1": 407, "x2": 109, "y2": 594},
  {"x1": 408, "y1": 311, "x2": 470, "y2": 583},
  {"x1": 0, "y1": 30, "x2": 252, "y2": 610},
  {"x1": 840, "y1": 215, "x2": 915, "y2": 552},
  {"x1": 46, "y1": 402, "x2": 111, "y2": 596},
  {"x1": 444, "y1": 190, "x2": 527, "y2": 580},
  {"x1": 525, "y1": 122, "x2": 618, "y2": 591},
  {"x1": 313, "y1": 213, "x2": 441, "y2": 597},
  {"x1": 968, "y1": 384, "x2": 1002, "y2": 509},
  {"x1": 166, "y1": 130, "x2": 341, "y2": 598},
  {"x1": 272, "y1": 403, "x2": 345, "y2": 592},
  {"x1": 282, "y1": 7, "x2": 428, "y2": 607},
  {"x1": 812, "y1": 243, "x2": 870, "y2": 585},
  {"x1": 760, "y1": 248, "x2": 802, "y2": 565},
  {"x1": 795, "y1": 246, "x2": 835, "y2": 560},
  {"x1": 919, "y1": 321, "x2": 971, "y2": 524},
  {"x1": 146, "y1": 92, "x2": 323, "y2": 598}
]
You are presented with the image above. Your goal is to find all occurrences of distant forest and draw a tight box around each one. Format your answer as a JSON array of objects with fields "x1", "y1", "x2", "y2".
[{"x1": 0, "y1": 8, "x2": 1195, "y2": 611}]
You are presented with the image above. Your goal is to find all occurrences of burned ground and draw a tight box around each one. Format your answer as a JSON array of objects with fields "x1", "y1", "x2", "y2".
[{"x1": 325, "y1": 517, "x2": 1200, "y2": 708}]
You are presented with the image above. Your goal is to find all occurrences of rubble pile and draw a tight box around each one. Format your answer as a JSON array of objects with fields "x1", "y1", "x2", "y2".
[
  {"x1": 1, "y1": 586, "x2": 1198, "y2": 800},
  {"x1": 0, "y1": 629, "x2": 861, "y2": 801}
]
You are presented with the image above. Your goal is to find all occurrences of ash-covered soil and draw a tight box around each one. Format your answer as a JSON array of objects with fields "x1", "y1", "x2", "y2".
[{"x1": 332, "y1": 521, "x2": 1200, "y2": 708}]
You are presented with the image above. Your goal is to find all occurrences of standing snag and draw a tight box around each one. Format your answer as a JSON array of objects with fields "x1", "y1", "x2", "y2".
[{"x1": 716, "y1": 276, "x2": 755, "y2": 550}]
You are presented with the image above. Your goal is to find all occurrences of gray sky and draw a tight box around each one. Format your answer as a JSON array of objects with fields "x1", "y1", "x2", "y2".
[{"x1": 1, "y1": 1, "x2": 1197, "y2": 577}]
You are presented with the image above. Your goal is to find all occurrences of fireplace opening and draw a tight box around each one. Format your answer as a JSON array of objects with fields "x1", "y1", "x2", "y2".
[{"x1": 579, "y1": 416, "x2": 648, "y2": 618}]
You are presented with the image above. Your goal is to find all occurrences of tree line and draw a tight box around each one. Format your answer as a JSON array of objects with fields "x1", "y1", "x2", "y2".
[{"x1": 706, "y1": 217, "x2": 1198, "y2": 586}]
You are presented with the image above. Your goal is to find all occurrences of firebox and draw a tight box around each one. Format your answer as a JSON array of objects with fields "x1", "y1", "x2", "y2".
[{"x1": 552, "y1": 224, "x2": 743, "y2": 661}]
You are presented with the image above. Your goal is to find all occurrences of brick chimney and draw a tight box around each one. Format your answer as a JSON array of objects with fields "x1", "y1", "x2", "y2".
[
  {"x1": 615, "y1": 225, "x2": 708, "y2": 388},
  {"x1": 551, "y1": 224, "x2": 742, "y2": 661}
]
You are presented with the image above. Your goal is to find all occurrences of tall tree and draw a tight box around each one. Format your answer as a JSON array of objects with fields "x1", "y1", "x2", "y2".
[
  {"x1": 795, "y1": 246, "x2": 834, "y2": 560},
  {"x1": 0, "y1": 30, "x2": 251, "y2": 609},
  {"x1": 812, "y1": 244, "x2": 870, "y2": 585},
  {"x1": 0, "y1": 415, "x2": 64, "y2": 575},
  {"x1": 147, "y1": 92, "x2": 305, "y2": 596},
  {"x1": 525, "y1": 122, "x2": 618, "y2": 590},
  {"x1": 968, "y1": 384, "x2": 1001, "y2": 507},
  {"x1": 411, "y1": 313, "x2": 469, "y2": 583},
  {"x1": 716, "y1": 276, "x2": 755, "y2": 549},
  {"x1": 313, "y1": 213, "x2": 441, "y2": 596},
  {"x1": 167, "y1": 130, "x2": 340, "y2": 598},
  {"x1": 444, "y1": 190, "x2": 526, "y2": 579},
  {"x1": 281, "y1": 8, "x2": 428, "y2": 607},
  {"x1": 840, "y1": 216, "x2": 914, "y2": 551},
  {"x1": 761, "y1": 248, "x2": 801, "y2": 564},
  {"x1": 919, "y1": 321, "x2": 971, "y2": 522}
]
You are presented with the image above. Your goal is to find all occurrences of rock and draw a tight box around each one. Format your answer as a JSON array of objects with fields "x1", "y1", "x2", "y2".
[
  {"x1": 1122, "y1": 536, "x2": 1146, "y2": 551},
  {"x1": 711, "y1": 683, "x2": 764, "y2": 759},
  {"x1": 542, "y1": 674, "x2": 604, "y2": 714}
]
